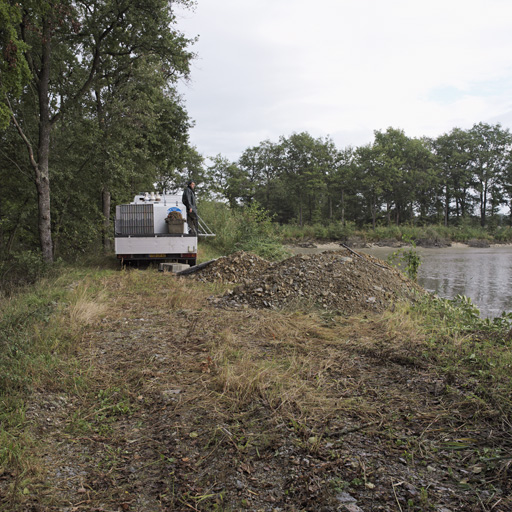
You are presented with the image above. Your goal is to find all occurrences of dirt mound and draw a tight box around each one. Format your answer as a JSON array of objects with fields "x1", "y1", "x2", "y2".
[
  {"x1": 193, "y1": 249, "x2": 424, "y2": 315},
  {"x1": 190, "y1": 250, "x2": 272, "y2": 284}
]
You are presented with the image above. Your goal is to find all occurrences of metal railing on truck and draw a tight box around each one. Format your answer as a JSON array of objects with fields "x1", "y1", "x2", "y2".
[{"x1": 197, "y1": 214, "x2": 215, "y2": 237}]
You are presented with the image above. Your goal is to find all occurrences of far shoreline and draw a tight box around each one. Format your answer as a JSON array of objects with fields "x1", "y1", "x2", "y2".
[{"x1": 286, "y1": 240, "x2": 512, "y2": 254}]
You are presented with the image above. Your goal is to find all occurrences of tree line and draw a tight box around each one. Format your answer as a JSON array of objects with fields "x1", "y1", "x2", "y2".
[
  {"x1": 2, "y1": 3, "x2": 512, "y2": 265},
  {"x1": 206, "y1": 124, "x2": 512, "y2": 231}
]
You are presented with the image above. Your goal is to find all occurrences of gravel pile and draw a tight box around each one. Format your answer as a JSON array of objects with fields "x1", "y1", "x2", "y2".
[
  {"x1": 191, "y1": 250, "x2": 424, "y2": 315},
  {"x1": 190, "y1": 251, "x2": 272, "y2": 284}
]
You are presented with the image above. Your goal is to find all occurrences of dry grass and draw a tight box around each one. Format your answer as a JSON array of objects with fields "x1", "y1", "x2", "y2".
[
  {"x1": 205, "y1": 309, "x2": 379, "y2": 424},
  {"x1": 66, "y1": 285, "x2": 108, "y2": 327},
  {"x1": 3, "y1": 266, "x2": 512, "y2": 511}
]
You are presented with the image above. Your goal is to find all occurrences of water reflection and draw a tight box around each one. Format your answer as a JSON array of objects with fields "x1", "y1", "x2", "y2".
[
  {"x1": 288, "y1": 244, "x2": 512, "y2": 319},
  {"x1": 412, "y1": 246, "x2": 512, "y2": 319}
]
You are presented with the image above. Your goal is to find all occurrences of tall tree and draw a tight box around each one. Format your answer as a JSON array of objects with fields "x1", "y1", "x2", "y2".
[
  {"x1": 354, "y1": 144, "x2": 385, "y2": 228},
  {"x1": 434, "y1": 128, "x2": 474, "y2": 225},
  {"x1": 406, "y1": 137, "x2": 438, "y2": 224},
  {"x1": 6, "y1": 0, "x2": 194, "y2": 262},
  {"x1": 372, "y1": 128, "x2": 413, "y2": 225},
  {"x1": 206, "y1": 155, "x2": 244, "y2": 207},
  {"x1": 280, "y1": 132, "x2": 331, "y2": 225},
  {"x1": 468, "y1": 123, "x2": 512, "y2": 227},
  {"x1": 330, "y1": 146, "x2": 356, "y2": 226},
  {"x1": 238, "y1": 140, "x2": 282, "y2": 209}
]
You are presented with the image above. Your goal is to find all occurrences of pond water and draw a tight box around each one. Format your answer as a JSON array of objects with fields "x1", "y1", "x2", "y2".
[{"x1": 289, "y1": 244, "x2": 512, "y2": 319}]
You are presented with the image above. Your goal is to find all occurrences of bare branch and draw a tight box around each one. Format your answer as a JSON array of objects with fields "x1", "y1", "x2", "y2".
[{"x1": 5, "y1": 95, "x2": 39, "y2": 174}]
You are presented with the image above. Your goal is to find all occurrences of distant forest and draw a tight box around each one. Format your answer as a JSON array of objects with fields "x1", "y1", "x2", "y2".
[
  {"x1": 2, "y1": 2, "x2": 512, "y2": 263},
  {"x1": 206, "y1": 123, "x2": 512, "y2": 231}
]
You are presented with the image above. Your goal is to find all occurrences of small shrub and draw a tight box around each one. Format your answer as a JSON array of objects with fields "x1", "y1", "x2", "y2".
[
  {"x1": 0, "y1": 251, "x2": 51, "y2": 294},
  {"x1": 366, "y1": 225, "x2": 402, "y2": 242},
  {"x1": 387, "y1": 238, "x2": 421, "y2": 280},
  {"x1": 494, "y1": 226, "x2": 512, "y2": 243}
]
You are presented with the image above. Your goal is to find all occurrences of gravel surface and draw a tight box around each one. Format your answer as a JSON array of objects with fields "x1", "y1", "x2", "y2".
[{"x1": 190, "y1": 250, "x2": 424, "y2": 315}]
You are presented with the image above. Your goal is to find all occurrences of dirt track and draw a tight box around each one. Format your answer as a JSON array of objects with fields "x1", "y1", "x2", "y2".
[{"x1": 15, "y1": 254, "x2": 512, "y2": 511}]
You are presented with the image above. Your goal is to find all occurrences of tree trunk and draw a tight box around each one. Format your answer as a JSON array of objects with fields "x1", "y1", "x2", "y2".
[
  {"x1": 36, "y1": 19, "x2": 54, "y2": 262},
  {"x1": 102, "y1": 187, "x2": 112, "y2": 252},
  {"x1": 11, "y1": 23, "x2": 53, "y2": 262},
  {"x1": 36, "y1": 131, "x2": 53, "y2": 263},
  {"x1": 480, "y1": 183, "x2": 487, "y2": 227},
  {"x1": 340, "y1": 188, "x2": 345, "y2": 226},
  {"x1": 444, "y1": 188, "x2": 449, "y2": 227}
]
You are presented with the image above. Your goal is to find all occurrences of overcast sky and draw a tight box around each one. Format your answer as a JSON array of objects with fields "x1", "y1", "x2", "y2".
[{"x1": 176, "y1": 0, "x2": 512, "y2": 161}]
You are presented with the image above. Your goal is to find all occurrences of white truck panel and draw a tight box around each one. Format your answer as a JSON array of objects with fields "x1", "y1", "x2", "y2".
[{"x1": 115, "y1": 236, "x2": 197, "y2": 254}]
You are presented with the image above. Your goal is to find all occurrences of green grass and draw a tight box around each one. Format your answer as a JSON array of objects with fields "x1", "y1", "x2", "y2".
[
  {"x1": 379, "y1": 293, "x2": 512, "y2": 418},
  {"x1": 0, "y1": 264, "x2": 114, "y2": 492}
]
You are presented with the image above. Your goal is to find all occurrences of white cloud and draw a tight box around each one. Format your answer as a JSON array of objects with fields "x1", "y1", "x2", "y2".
[{"x1": 177, "y1": 0, "x2": 512, "y2": 160}]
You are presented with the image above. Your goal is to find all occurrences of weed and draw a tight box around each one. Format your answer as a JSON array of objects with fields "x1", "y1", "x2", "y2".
[{"x1": 387, "y1": 237, "x2": 421, "y2": 280}]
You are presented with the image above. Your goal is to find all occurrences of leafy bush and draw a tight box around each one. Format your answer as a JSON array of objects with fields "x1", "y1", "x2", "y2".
[
  {"x1": 494, "y1": 226, "x2": 512, "y2": 242},
  {"x1": 199, "y1": 201, "x2": 240, "y2": 255},
  {"x1": 0, "y1": 251, "x2": 53, "y2": 295},
  {"x1": 366, "y1": 225, "x2": 402, "y2": 242},
  {"x1": 200, "y1": 201, "x2": 288, "y2": 260},
  {"x1": 326, "y1": 221, "x2": 356, "y2": 240},
  {"x1": 387, "y1": 238, "x2": 421, "y2": 280},
  {"x1": 278, "y1": 223, "x2": 319, "y2": 240},
  {"x1": 278, "y1": 221, "x2": 356, "y2": 242},
  {"x1": 234, "y1": 202, "x2": 289, "y2": 260}
]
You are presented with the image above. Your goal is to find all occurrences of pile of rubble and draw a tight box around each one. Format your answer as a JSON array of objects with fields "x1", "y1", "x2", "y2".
[
  {"x1": 190, "y1": 251, "x2": 272, "y2": 284},
  {"x1": 189, "y1": 250, "x2": 424, "y2": 315}
]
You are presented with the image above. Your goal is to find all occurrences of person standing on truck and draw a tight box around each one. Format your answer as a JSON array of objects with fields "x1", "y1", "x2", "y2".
[{"x1": 182, "y1": 180, "x2": 199, "y2": 235}]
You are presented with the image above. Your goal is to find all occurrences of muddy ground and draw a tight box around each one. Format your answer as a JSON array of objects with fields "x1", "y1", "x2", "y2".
[{"x1": 8, "y1": 250, "x2": 512, "y2": 511}]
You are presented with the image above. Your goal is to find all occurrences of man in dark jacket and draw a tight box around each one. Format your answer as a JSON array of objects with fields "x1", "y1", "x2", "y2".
[{"x1": 182, "y1": 180, "x2": 198, "y2": 234}]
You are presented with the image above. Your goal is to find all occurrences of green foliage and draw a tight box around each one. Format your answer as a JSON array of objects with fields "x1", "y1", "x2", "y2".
[
  {"x1": 366, "y1": 225, "x2": 403, "y2": 241},
  {"x1": 414, "y1": 293, "x2": 512, "y2": 341},
  {"x1": 493, "y1": 226, "x2": 512, "y2": 242},
  {"x1": 276, "y1": 222, "x2": 507, "y2": 248},
  {"x1": 399, "y1": 294, "x2": 512, "y2": 425},
  {"x1": 387, "y1": 237, "x2": 421, "y2": 280},
  {"x1": 235, "y1": 203, "x2": 289, "y2": 260},
  {"x1": 448, "y1": 219, "x2": 491, "y2": 242},
  {"x1": 1, "y1": 0, "x2": 196, "y2": 263},
  {"x1": 276, "y1": 221, "x2": 356, "y2": 242},
  {"x1": 0, "y1": 1, "x2": 31, "y2": 128},
  {"x1": 278, "y1": 223, "x2": 320, "y2": 240},
  {"x1": 0, "y1": 251, "x2": 53, "y2": 294},
  {"x1": 201, "y1": 201, "x2": 288, "y2": 260}
]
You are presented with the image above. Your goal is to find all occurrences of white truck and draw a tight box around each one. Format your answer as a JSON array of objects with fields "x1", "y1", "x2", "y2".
[{"x1": 114, "y1": 192, "x2": 212, "y2": 267}]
